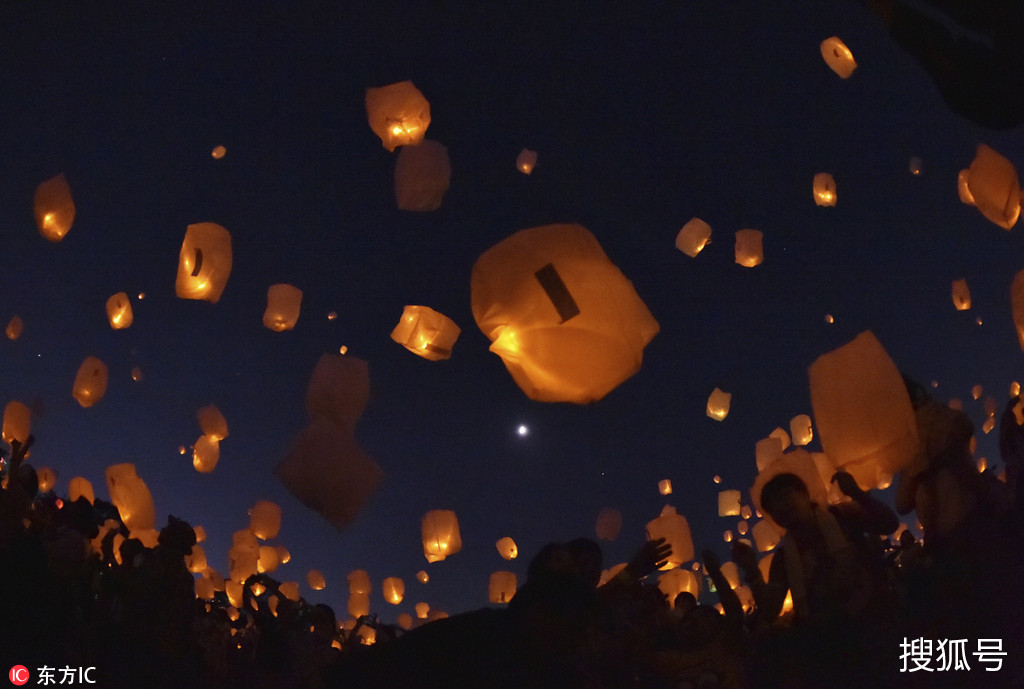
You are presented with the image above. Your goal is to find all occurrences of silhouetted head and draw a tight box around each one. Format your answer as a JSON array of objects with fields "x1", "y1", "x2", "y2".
[
  {"x1": 565, "y1": 537, "x2": 603, "y2": 588},
  {"x1": 761, "y1": 473, "x2": 814, "y2": 530}
]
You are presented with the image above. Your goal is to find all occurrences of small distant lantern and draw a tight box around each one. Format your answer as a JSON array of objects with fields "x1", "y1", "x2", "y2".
[
  {"x1": 737, "y1": 520, "x2": 749, "y2": 535},
  {"x1": 422, "y1": 509, "x2": 462, "y2": 562},
  {"x1": 192, "y1": 435, "x2": 220, "y2": 473},
  {"x1": 595, "y1": 507, "x2": 622, "y2": 541},
  {"x1": 263, "y1": 284, "x2": 303, "y2": 332},
  {"x1": 106, "y1": 292, "x2": 133, "y2": 329},
  {"x1": 34, "y1": 173, "x2": 75, "y2": 242},
  {"x1": 211, "y1": 145, "x2": 226, "y2": 159},
  {"x1": 249, "y1": 500, "x2": 282, "y2": 540},
  {"x1": 909, "y1": 157, "x2": 923, "y2": 176},
  {"x1": 365, "y1": 80, "x2": 431, "y2": 151},
  {"x1": 706, "y1": 387, "x2": 731, "y2": 421},
  {"x1": 972, "y1": 384, "x2": 983, "y2": 400},
  {"x1": 257, "y1": 545, "x2": 279, "y2": 574},
  {"x1": 391, "y1": 305, "x2": 461, "y2": 361},
  {"x1": 348, "y1": 592, "x2": 370, "y2": 618},
  {"x1": 489, "y1": 571, "x2": 518, "y2": 604},
  {"x1": 752, "y1": 519, "x2": 782, "y2": 552},
  {"x1": 5, "y1": 316, "x2": 23, "y2": 340},
  {"x1": 812, "y1": 173, "x2": 837, "y2": 207},
  {"x1": 675, "y1": 218, "x2": 712, "y2": 258},
  {"x1": 416, "y1": 570, "x2": 429, "y2": 584},
  {"x1": 965, "y1": 144, "x2": 1021, "y2": 230},
  {"x1": 68, "y1": 476, "x2": 95, "y2": 504},
  {"x1": 983, "y1": 416, "x2": 996, "y2": 434},
  {"x1": 415, "y1": 602, "x2": 430, "y2": 619},
  {"x1": 658, "y1": 479, "x2": 673, "y2": 495},
  {"x1": 718, "y1": 490, "x2": 741, "y2": 517},
  {"x1": 755, "y1": 436, "x2": 783, "y2": 472},
  {"x1": 769, "y1": 427, "x2": 791, "y2": 451},
  {"x1": 645, "y1": 505, "x2": 694, "y2": 570},
  {"x1": 516, "y1": 149, "x2": 537, "y2": 174},
  {"x1": 741, "y1": 505, "x2": 753, "y2": 520},
  {"x1": 382, "y1": 577, "x2": 405, "y2": 604},
  {"x1": 952, "y1": 279, "x2": 971, "y2": 310},
  {"x1": 1011, "y1": 381, "x2": 1021, "y2": 397},
  {"x1": 36, "y1": 467, "x2": 56, "y2": 492},
  {"x1": 348, "y1": 569, "x2": 371, "y2": 595},
  {"x1": 734, "y1": 229, "x2": 763, "y2": 267},
  {"x1": 724, "y1": 530, "x2": 733, "y2": 543},
  {"x1": 197, "y1": 405, "x2": 229, "y2": 440},
  {"x1": 790, "y1": 414, "x2": 813, "y2": 446},
  {"x1": 820, "y1": 37, "x2": 856, "y2": 79},
  {"x1": 73, "y1": 356, "x2": 108, "y2": 408},
  {"x1": 131, "y1": 367, "x2": 143, "y2": 382},
  {"x1": 175, "y1": 222, "x2": 233, "y2": 303},
  {"x1": 307, "y1": 569, "x2": 326, "y2": 591},
  {"x1": 395, "y1": 139, "x2": 451, "y2": 211},
  {"x1": 495, "y1": 536, "x2": 518, "y2": 560},
  {"x1": 2, "y1": 400, "x2": 31, "y2": 444}
]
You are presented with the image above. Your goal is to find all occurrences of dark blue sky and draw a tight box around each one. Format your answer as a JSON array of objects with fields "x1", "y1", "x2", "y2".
[{"x1": 1, "y1": 1, "x2": 1021, "y2": 620}]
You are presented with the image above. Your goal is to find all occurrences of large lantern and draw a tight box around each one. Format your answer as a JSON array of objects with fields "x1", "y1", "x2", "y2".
[
  {"x1": 471, "y1": 223, "x2": 659, "y2": 404},
  {"x1": 348, "y1": 592, "x2": 370, "y2": 619},
  {"x1": 820, "y1": 37, "x2": 856, "y2": 79},
  {"x1": 718, "y1": 490, "x2": 741, "y2": 517},
  {"x1": 73, "y1": 356, "x2": 109, "y2": 408},
  {"x1": 365, "y1": 80, "x2": 430, "y2": 151},
  {"x1": 422, "y1": 509, "x2": 462, "y2": 562},
  {"x1": 808, "y1": 331, "x2": 919, "y2": 488},
  {"x1": 675, "y1": 218, "x2": 712, "y2": 258},
  {"x1": 2, "y1": 401, "x2": 31, "y2": 444},
  {"x1": 965, "y1": 144, "x2": 1020, "y2": 230},
  {"x1": 263, "y1": 284, "x2": 303, "y2": 331},
  {"x1": 34, "y1": 173, "x2": 75, "y2": 242},
  {"x1": 395, "y1": 140, "x2": 451, "y2": 212},
  {"x1": 645, "y1": 505, "x2": 694, "y2": 570},
  {"x1": 382, "y1": 577, "x2": 405, "y2": 604},
  {"x1": 390, "y1": 305, "x2": 461, "y2": 361},
  {"x1": 106, "y1": 292, "x2": 133, "y2": 329},
  {"x1": 105, "y1": 463, "x2": 156, "y2": 532},
  {"x1": 175, "y1": 222, "x2": 233, "y2": 303},
  {"x1": 249, "y1": 500, "x2": 282, "y2": 540},
  {"x1": 734, "y1": 229, "x2": 763, "y2": 267},
  {"x1": 752, "y1": 519, "x2": 781, "y2": 552},
  {"x1": 489, "y1": 571, "x2": 517, "y2": 604},
  {"x1": 812, "y1": 173, "x2": 837, "y2": 207}
]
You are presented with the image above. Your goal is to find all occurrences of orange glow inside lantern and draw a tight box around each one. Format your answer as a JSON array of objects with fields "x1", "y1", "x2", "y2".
[
  {"x1": 68, "y1": 476, "x2": 95, "y2": 504},
  {"x1": 3, "y1": 400, "x2": 31, "y2": 444},
  {"x1": 675, "y1": 218, "x2": 712, "y2": 257},
  {"x1": 706, "y1": 387, "x2": 731, "y2": 421},
  {"x1": 263, "y1": 284, "x2": 303, "y2": 332},
  {"x1": 516, "y1": 148, "x2": 537, "y2": 174},
  {"x1": 812, "y1": 173, "x2": 837, "y2": 207},
  {"x1": 422, "y1": 510, "x2": 462, "y2": 562},
  {"x1": 489, "y1": 571, "x2": 517, "y2": 604},
  {"x1": 769, "y1": 427, "x2": 791, "y2": 451},
  {"x1": 105, "y1": 463, "x2": 156, "y2": 532},
  {"x1": 186, "y1": 544, "x2": 207, "y2": 574},
  {"x1": 73, "y1": 356, "x2": 109, "y2": 408},
  {"x1": 820, "y1": 36, "x2": 856, "y2": 79},
  {"x1": 194, "y1": 525, "x2": 207, "y2": 542},
  {"x1": 36, "y1": 467, "x2": 56, "y2": 492},
  {"x1": 192, "y1": 435, "x2": 220, "y2": 473},
  {"x1": 756, "y1": 436, "x2": 783, "y2": 472},
  {"x1": 211, "y1": 145, "x2": 226, "y2": 159},
  {"x1": 175, "y1": 222, "x2": 233, "y2": 303},
  {"x1": 348, "y1": 569, "x2": 371, "y2": 595},
  {"x1": 197, "y1": 405, "x2": 229, "y2": 441},
  {"x1": 734, "y1": 229, "x2": 763, "y2": 267},
  {"x1": 249, "y1": 500, "x2": 282, "y2": 540},
  {"x1": 966, "y1": 144, "x2": 1021, "y2": 230},
  {"x1": 257, "y1": 545, "x2": 279, "y2": 574},
  {"x1": 957, "y1": 169, "x2": 975, "y2": 205},
  {"x1": 658, "y1": 479, "x2": 673, "y2": 495},
  {"x1": 495, "y1": 536, "x2": 518, "y2": 560},
  {"x1": 307, "y1": 569, "x2": 326, "y2": 591},
  {"x1": 391, "y1": 305, "x2": 461, "y2": 361},
  {"x1": 789, "y1": 414, "x2": 813, "y2": 446},
  {"x1": 952, "y1": 279, "x2": 971, "y2": 311},
  {"x1": 106, "y1": 292, "x2": 133, "y2": 329},
  {"x1": 348, "y1": 592, "x2": 370, "y2": 618},
  {"x1": 752, "y1": 519, "x2": 781, "y2": 552},
  {"x1": 416, "y1": 570, "x2": 429, "y2": 584},
  {"x1": 34, "y1": 173, "x2": 75, "y2": 242},
  {"x1": 382, "y1": 577, "x2": 405, "y2": 604},
  {"x1": 718, "y1": 489, "x2": 741, "y2": 517},
  {"x1": 415, "y1": 602, "x2": 430, "y2": 619},
  {"x1": 645, "y1": 505, "x2": 694, "y2": 570},
  {"x1": 279, "y1": 582, "x2": 300, "y2": 602},
  {"x1": 365, "y1": 80, "x2": 431, "y2": 151}
]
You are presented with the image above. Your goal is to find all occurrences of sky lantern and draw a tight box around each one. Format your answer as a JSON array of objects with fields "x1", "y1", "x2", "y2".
[
  {"x1": 211, "y1": 145, "x2": 226, "y2": 159},
  {"x1": 812, "y1": 173, "x2": 837, "y2": 206},
  {"x1": 257, "y1": 545, "x2": 279, "y2": 574},
  {"x1": 68, "y1": 476, "x2": 94, "y2": 504},
  {"x1": 396, "y1": 613, "x2": 413, "y2": 630},
  {"x1": 34, "y1": 173, "x2": 75, "y2": 242},
  {"x1": 416, "y1": 570, "x2": 429, "y2": 584},
  {"x1": 719, "y1": 562, "x2": 741, "y2": 589},
  {"x1": 263, "y1": 284, "x2": 303, "y2": 331},
  {"x1": 415, "y1": 602, "x2": 430, "y2": 619},
  {"x1": 390, "y1": 305, "x2": 461, "y2": 361},
  {"x1": 186, "y1": 544, "x2": 207, "y2": 574},
  {"x1": 279, "y1": 582, "x2": 300, "y2": 602},
  {"x1": 808, "y1": 331, "x2": 919, "y2": 488},
  {"x1": 197, "y1": 406, "x2": 227, "y2": 449},
  {"x1": 971, "y1": 384, "x2": 983, "y2": 400},
  {"x1": 73, "y1": 356, "x2": 108, "y2": 408},
  {"x1": 957, "y1": 170, "x2": 975, "y2": 205},
  {"x1": 1012, "y1": 270, "x2": 1024, "y2": 350},
  {"x1": 951, "y1": 279, "x2": 971, "y2": 310},
  {"x1": 645, "y1": 505, "x2": 694, "y2": 570},
  {"x1": 595, "y1": 507, "x2": 622, "y2": 541},
  {"x1": 755, "y1": 436, "x2": 783, "y2": 472},
  {"x1": 395, "y1": 139, "x2": 451, "y2": 211},
  {"x1": 105, "y1": 292, "x2": 133, "y2": 329},
  {"x1": 489, "y1": 571, "x2": 517, "y2": 604},
  {"x1": 752, "y1": 519, "x2": 781, "y2": 552},
  {"x1": 718, "y1": 490, "x2": 741, "y2": 517},
  {"x1": 5, "y1": 316, "x2": 23, "y2": 340},
  {"x1": 307, "y1": 569, "x2": 327, "y2": 591},
  {"x1": 36, "y1": 467, "x2": 56, "y2": 492},
  {"x1": 516, "y1": 148, "x2": 537, "y2": 174},
  {"x1": 789, "y1": 414, "x2": 813, "y2": 446},
  {"x1": 658, "y1": 569, "x2": 701, "y2": 608},
  {"x1": 752, "y1": 449, "x2": 831, "y2": 528},
  {"x1": 734, "y1": 229, "x2": 763, "y2": 267},
  {"x1": 348, "y1": 592, "x2": 370, "y2": 618},
  {"x1": 105, "y1": 463, "x2": 156, "y2": 532},
  {"x1": 192, "y1": 435, "x2": 220, "y2": 473},
  {"x1": 909, "y1": 157, "x2": 923, "y2": 176},
  {"x1": 249, "y1": 500, "x2": 282, "y2": 540},
  {"x1": 194, "y1": 525, "x2": 206, "y2": 542},
  {"x1": 495, "y1": 536, "x2": 518, "y2": 560},
  {"x1": 422, "y1": 509, "x2": 462, "y2": 562},
  {"x1": 349, "y1": 570, "x2": 371, "y2": 595},
  {"x1": 2, "y1": 400, "x2": 31, "y2": 444},
  {"x1": 175, "y1": 222, "x2": 233, "y2": 303},
  {"x1": 965, "y1": 144, "x2": 1020, "y2": 230},
  {"x1": 304, "y1": 353, "x2": 370, "y2": 434},
  {"x1": 769, "y1": 427, "x2": 791, "y2": 451},
  {"x1": 274, "y1": 545, "x2": 291, "y2": 565},
  {"x1": 820, "y1": 36, "x2": 856, "y2": 78},
  {"x1": 658, "y1": 479, "x2": 673, "y2": 495},
  {"x1": 228, "y1": 542, "x2": 258, "y2": 583},
  {"x1": 706, "y1": 387, "x2": 731, "y2": 421},
  {"x1": 471, "y1": 223, "x2": 659, "y2": 404},
  {"x1": 195, "y1": 578, "x2": 216, "y2": 601},
  {"x1": 365, "y1": 80, "x2": 430, "y2": 151},
  {"x1": 382, "y1": 577, "x2": 405, "y2": 604},
  {"x1": 675, "y1": 218, "x2": 712, "y2": 258}
]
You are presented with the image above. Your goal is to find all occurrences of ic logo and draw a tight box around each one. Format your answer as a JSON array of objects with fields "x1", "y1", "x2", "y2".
[{"x1": 8, "y1": 666, "x2": 29, "y2": 686}]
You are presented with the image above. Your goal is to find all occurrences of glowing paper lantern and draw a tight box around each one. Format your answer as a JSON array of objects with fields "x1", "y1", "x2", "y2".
[
  {"x1": 2, "y1": 401, "x2": 31, "y2": 444},
  {"x1": 812, "y1": 173, "x2": 837, "y2": 206},
  {"x1": 415, "y1": 602, "x2": 430, "y2": 619},
  {"x1": 211, "y1": 145, "x2": 226, "y2": 159},
  {"x1": 808, "y1": 331, "x2": 919, "y2": 488},
  {"x1": 382, "y1": 577, "x2": 405, "y2": 604},
  {"x1": 965, "y1": 144, "x2": 1021, "y2": 230},
  {"x1": 194, "y1": 526, "x2": 206, "y2": 542},
  {"x1": 195, "y1": 578, "x2": 216, "y2": 601},
  {"x1": 516, "y1": 149, "x2": 537, "y2": 174},
  {"x1": 257, "y1": 545, "x2": 279, "y2": 574},
  {"x1": 349, "y1": 570, "x2": 371, "y2": 595},
  {"x1": 471, "y1": 224, "x2": 659, "y2": 404},
  {"x1": 175, "y1": 222, "x2": 233, "y2": 303},
  {"x1": 810, "y1": 451, "x2": 845, "y2": 504},
  {"x1": 972, "y1": 384, "x2": 983, "y2": 400},
  {"x1": 105, "y1": 463, "x2": 156, "y2": 532},
  {"x1": 790, "y1": 414, "x2": 813, "y2": 446},
  {"x1": 595, "y1": 507, "x2": 622, "y2": 541},
  {"x1": 909, "y1": 157, "x2": 923, "y2": 176},
  {"x1": 675, "y1": 218, "x2": 712, "y2": 258},
  {"x1": 37, "y1": 467, "x2": 56, "y2": 492},
  {"x1": 348, "y1": 592, "x2": 370, "y2": 618},
  {"x1": 718, "y1": 490, "x2": 741, "y2": 517},
  {"x1": 645, "y1": 505, "x2": 694, "y2": 570},
  {"x1": 489, "y1": 571, "x2": 517, "y2": 604},
  {"x1": 395, "y1": 140, "x2": 451, "y2": 211},
  {"x1": 820, "y1": 36, "x2": 856, "y2": 79},
  {"x1": 657, "y1": 569, "x2": 701, "y2": 607},
  {"x1": 105, "y1": 292, "x2": 133, "y2": 329},
  {"x1": 186, "y1": 545, "x2": 207, "y2": 574},
  {"x1": 755, "y1": 436, "x2": 783, "y2": 472},
  {"x1": 751, "y1": 449, "x2": 831, "y2": 526},
  {"x1": 275, "y1": 545, "x2": 291, "y2": 564},
  {"x1": 952, "y1": 279, "x2": 971, "y2": 311},
  {"x1": 365, "y1": 80, "x2": 430, "y2": 151},
  {"x1": 34, "y1": 173, "x2": 75, "y2": 242},
  {"x1": 228, "y1": 541, "x2": 259, "y2": 583},
  {"x1": 752, "y1": 519, "x2": 781, "y2": 552},
  {"x1": 658, "y1": 479, "x2": 673, "y2": 495},
  {"x1": 192, "y1": 435, "x2": 220, "y2": 473},
  {"x1": 249, "y1": 500, "x2": 282, "y2": 540},
  {"x1": 5, "y1": 317, "x2": 23, "y2": 340},
  {"x1": 957, "y1": 170, "x2": 975, "y2": 205},
  {"x1": 719, "y1": 562, "x2": 741, "y2": 589},
  {"x1": 416, "y1": 570, "x2": 429, "y2": 584},
  {"x1": 706, "y1": 387, "x2": 731, "y2": 421},
  {"x1": 68, "y1": 477, "x2": 94, "y2": 504},
  {"x1": 495, "y1": 536, "x2": 518, "y2": 560},
  {"x1": 734, "y1": 229, "x2": 763, "y2": 267},
  {"x1": 397, "y1": 613, "x2": 413, "y2": 630},
  {"x1": 280, "y1": 582, "x2": 300, "y2": 602},
  {"x1": 390, "y1": 305, "x2": 461, "y2": 361},
  {"x1": 263, "y1": 284, "x2": 303, "y2": 332},
  {"x1": 73, "y1": 356, "x2": 108, "y2": 408},
  {"x1": 307, "y1": 569, "x2": 326, "y2": 591},
  {"x1": 422, "y1": 509, "x2": 462, "y2": 563},
  {"x1": 196, "y1": 405, "x2": 228, "y2": 440}
]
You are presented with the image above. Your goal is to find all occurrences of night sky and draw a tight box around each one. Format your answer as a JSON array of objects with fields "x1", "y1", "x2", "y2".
[{"x1": 1, "y1": 1, "x2": 1021, "y2": 621}]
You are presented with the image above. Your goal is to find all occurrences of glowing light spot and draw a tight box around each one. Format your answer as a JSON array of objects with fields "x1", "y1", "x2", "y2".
[
  {"x1": 517, "y1": 424, "x2": 529, "y2": 437},
  {"x1": 178, "y1": 446, "x2": 186, "y2": 455},
  {"x1": 713, "y1": 475, "x2": 722, "y2": 484},
  {"x1": 137, "y1": 292, "x2": 146, "y2": 300},
  {"x1": 824, "y1": 314, "x2": 834, "y2": 324},
  {"x1": 339, "y1": 345, "x2": 348, "y2": 355},
  {"x1": 976, "y1": 316, "x2": 983, "y2": 325},
  {"x1": 327, "y1": 311, "x2": 337, "y2": 321}
]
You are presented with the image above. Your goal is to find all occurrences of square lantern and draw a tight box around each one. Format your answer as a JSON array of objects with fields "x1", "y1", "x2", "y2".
[
  {"x1": 263, "y1": 284, "x2": 303, "y2": 331},
  {"x1": 73, "y1": 356, "x2": 109, "y2": 408},
  {"x1": 422, "y1": 509, "x2": 462, "y2": 563},
  {"x1": 769, "y1": 427, "x2": 791, "y2": 451},
  {"x1": 951, "y1": 279, "x2": 971, "y2": 311},
  {"x1": 658, "y1": 479, "x2": 673, "y2": 495},
  {"x1": 34, "y1": 173, "x2": 75, "y2": 242},
  {"x1": 706, "y1": 387, "x2": 731, "y2": 421},
  {"x1": 676, "y1": 218, "x2": 712, "y2": 258},
  {"x1": 489, "y1": 571, "x2": 517, "y2": 604},
  {"x1": 106, "y1": 292, "x2": 133, "y2": 329},
  {"x1": 966, "y1": 144, "x2": 1021, "y2": 230},
  {"x1": 175, "y1": 222, "x2": 233, "y2": 303},
  {"x1": 391, "y1": 305, "x2": 461, "y2": 361},
  {"x1": 516, "y1": 148, "x2": 537, "y2": 174},
  {"x1": 812, "y1": 173, "x2": 837, "y2": 207},
  {"x1": 789, "y1": 414, "x2": 813, "y2": 446},
  {"x1": 365, "y1": 80, "x2": 431, "y2": 151},
  {"x1": 718, "y1": 489, "x2": 742, "y2": 517},
  {"x1": 645, "y1": 505, "x2": 694, "y2": 570},
  {"x1": 820, "y1": 37, "x2": 856, "y2": 79},
  {"x1": 395, "y1": 140, "x2": 451, "y2": 211},
  {"x1": 734, "y1": 229, "x2": 763, "y2": 267}
]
